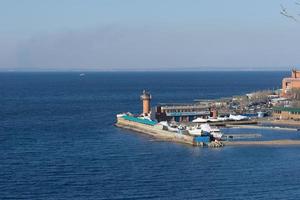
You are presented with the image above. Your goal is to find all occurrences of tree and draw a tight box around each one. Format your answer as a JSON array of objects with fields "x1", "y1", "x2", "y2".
[{"x1": 280, "y1": 1, "x2": 300, "y2": 22}]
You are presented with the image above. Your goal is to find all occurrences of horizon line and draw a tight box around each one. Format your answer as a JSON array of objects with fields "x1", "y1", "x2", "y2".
[
  {"x1": 0, "y1": 69, "x2": 291, "y2": 73},
  {"x1": 0, "y1": 65, "x2": 296, "y2": 72}
]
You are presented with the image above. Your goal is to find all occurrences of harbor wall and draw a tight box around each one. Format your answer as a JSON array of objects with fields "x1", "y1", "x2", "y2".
[
  {"x1": 203, "y1": 120, "x2": 257, "y2": 126},
  {"x1": 116, "y1": 117, "x2": 195, "y2": 146},
  {"x1": 224, "y1": 140, "x2": 300, "y2": 146},
  {"x1": 116, "y1": 117, "x2": 300, "y2": 147}
]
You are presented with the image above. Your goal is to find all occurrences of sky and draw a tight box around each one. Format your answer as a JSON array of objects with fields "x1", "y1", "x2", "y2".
[{"x1": 1, "y1": 0, "x2": 300, "y2": 71}]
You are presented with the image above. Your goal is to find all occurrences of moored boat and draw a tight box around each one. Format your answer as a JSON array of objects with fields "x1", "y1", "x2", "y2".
[
  {"x1": 200, "y1": 123, "x2": 223, "y2": 140},
  {"x1": 210, "y1": 127, "x2": 223, "y2": 140}
]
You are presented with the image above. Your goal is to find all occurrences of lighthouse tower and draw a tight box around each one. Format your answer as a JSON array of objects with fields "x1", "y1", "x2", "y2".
[{"x1": 140, "y1": 90, "x2": 151, "y2": 116}]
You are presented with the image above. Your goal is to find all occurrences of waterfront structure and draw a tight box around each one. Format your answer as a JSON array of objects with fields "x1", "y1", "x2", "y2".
[
  {"x1": 155, "y1": 103, "x2": 212, "y2": 122},
  {"x1": 140, "y1": 90, "x2": 151, "y2": 116},
  {"x1": 116, "y1": 114, "x2": 215, "y2": 147},
  {"x1": 272, "y1": 107, "x2": 300, "y2": 120},
  {"x1": 211, "y1": 109, "x2": 218, "y2": 119},
  {"x1": 282, "y1": 69, "x2": 300, "y2": 97},
  {"x1": 271, "y1": 97, "x2": 289, "y2": 106}
]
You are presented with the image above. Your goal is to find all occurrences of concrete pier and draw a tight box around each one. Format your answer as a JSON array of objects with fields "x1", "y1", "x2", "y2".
[
  {"x1": 116, "y1": 117, "x2": 300, "y2": 148},
  {"x1": 226, "y1": 124, "x2": 299, "y2": 131},
  {"x1": 203, "y1": 120, "x2": 258, "y2": 126},
  {"x1": 116, "y1": 117, "x2": 196, "y2": 146},
  {"x1": 224, "y1": 140, "x2": 300, "y2": 146}
]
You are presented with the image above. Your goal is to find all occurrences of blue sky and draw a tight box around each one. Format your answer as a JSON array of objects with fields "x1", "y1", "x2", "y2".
[{"x1": 1, "y1": 0, "x2": 300, "y2": 71}]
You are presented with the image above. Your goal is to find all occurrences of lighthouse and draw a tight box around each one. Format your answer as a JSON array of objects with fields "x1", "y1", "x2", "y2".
[{"x1": 140, "y1": 90, "x2": 151, "y2": 116}]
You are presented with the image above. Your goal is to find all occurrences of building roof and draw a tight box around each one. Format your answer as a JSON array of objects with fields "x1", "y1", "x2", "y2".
[
  {"x1": 158, "y1": 103, "x2": 209, "y2": 110},
  {"x1": 271, "y1": 97, "x2": 288, "y2": 102},
  {"x1": 166, "y1": 111, "x2": 210, "y2": 117},
  {"x1": 273, "y1": 107, "x2": 300, "y2": 112},
  {"x1": 122, "y1": 115, "x2": 157, "y2": 126}
]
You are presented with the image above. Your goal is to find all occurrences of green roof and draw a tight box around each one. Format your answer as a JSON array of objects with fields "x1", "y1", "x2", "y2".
[
  {"x1": 122, "y1": 115, "x2": 157, "y2": 126},
  {"x1": 273, "y1": 107, "x2": 300, "y2": 112}
]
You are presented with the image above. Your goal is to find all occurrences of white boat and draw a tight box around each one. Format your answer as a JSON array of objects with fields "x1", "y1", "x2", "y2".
[
  {"x1": 159, "y1": 121, "x2": 178, "y2": 132},
  {"x1": 192, "y1": 118, "x2": 208, "y2": 123},
  {"x1": 207, "y1": 118, "x2": 220, "y2": 122},
  {"x1": 188, "y1": 124, "x2": 214, "y2": 136},
  {"x1": 159, "y1": 121, "x2": 169, "y2": 126},
  {"x1": 116, "y1": 113, "x2": 126, "y2": 118},
  {"x1": 200, "y1": 123, "x2": 223, "y2": 139},
  {"x1": 200, "y1": 123, "x2": 212, "y2": 133},
  {"x1": 188, "y1": 127, "x2": 204, "y2": 136},
  {"x1": 210, "y1": 127, "x2": 223, "y2": 140},
  {"x1": 139, "y1": 116, "x2": 152, "y2": 121},
  {"x1": 168, "y1": 124, "x2": 179, "y2": 132},
  {"x1": 116, "y1": 112, "x2": 134, "y2": 118},
  {"x1": 229, "y1": 114, "x2": 248, "y2": 121},
  {"x1": 217, "y1": 116, "x2": 229, "y2": 121}
]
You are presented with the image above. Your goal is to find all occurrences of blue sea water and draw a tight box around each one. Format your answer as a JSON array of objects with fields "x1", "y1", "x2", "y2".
[{"x1": 1, "y1": 71, "x2": 300, "y2": 200}]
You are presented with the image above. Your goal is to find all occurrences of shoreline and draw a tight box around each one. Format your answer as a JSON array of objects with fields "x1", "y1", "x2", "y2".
[
  {"x1": 116, "y1": 117, "x2": 300, "y2": 147},
  {"x1": 260, "y1": 119, "x2": 300, "y2": 127},
  {"x1": 226, "y1": 124, "x2": 299, "y2": 131},
  {"x1": 224, "y1": 140, "x2": 300, "y2": 146}
]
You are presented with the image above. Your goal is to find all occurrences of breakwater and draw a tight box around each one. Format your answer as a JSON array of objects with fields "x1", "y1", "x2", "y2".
[
  {"x1": 226, "y1": 124, "x2": 299, "y2": 131},
  {"x1": 116, "y1": 117, "x2": 195, "y2": 146},
  {"x1": 224, "y1": 140, "x2": 300, "y2": 146},
  {"x1": 116, "y1": 117, "x2": 225, "y2": 147},
  {"x1": 204, "y1": 120, "x2": 258, "y2": 126},
  {"x1": 116, "y1": 117, "x2": 300, "y2": 147}
]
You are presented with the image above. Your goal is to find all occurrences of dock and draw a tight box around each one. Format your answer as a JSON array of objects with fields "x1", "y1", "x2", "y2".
[
  {"x1": 224, "y1": 140, "x2": 300, "y2": 146},
  {"x1": 116, "y1": 117, "x2": 300, "y2": 148},
  {"x1": 116, "y1": 89, "x2": 300, "y2": 148},
  {"x1": 223, "y1": 133, "x2": 262, "y2": 139},
  {"x1": 226, "y1": 124, "x2": 299, "y2": 131},
  {"x1": 189, "y1": 120, "x2": 258, "y2": 127},
  {"x1": 116, "y1": 116, "x2": 195, "y2": 146},
  {"x1": 116, "y1": 116, "x2": 225, "y2": 147}
]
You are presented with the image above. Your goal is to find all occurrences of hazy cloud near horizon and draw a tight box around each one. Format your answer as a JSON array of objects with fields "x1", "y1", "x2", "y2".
[{"x1": 1, "y1": 0, "x2": 300, "y2": 71}]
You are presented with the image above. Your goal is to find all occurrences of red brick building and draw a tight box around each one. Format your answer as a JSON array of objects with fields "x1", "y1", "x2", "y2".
[{"x1": 282, "y1": 69, "x2": 300, "y2": 97}]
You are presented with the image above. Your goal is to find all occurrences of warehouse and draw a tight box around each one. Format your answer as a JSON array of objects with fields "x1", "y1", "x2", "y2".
[{"x1": 272, "y1": 107, "x2": 300, "y2": 120}]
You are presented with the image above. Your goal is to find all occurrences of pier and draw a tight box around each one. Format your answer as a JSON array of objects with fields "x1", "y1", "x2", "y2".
[
  {"x1": 187, "y1": 120, "x2": 258, "y2": 127},
  {"x1": 116, "y1": 116, "x2": 195, "y2": 146},
  {"x1": 226, "y1": 124, "x2": 299, "y2": 131},
  {"x1": 116, "y1": 116, "x2": 226, "y2": 147},
  {"x1": 116, "y1": 89, "x2": 300, "y2": 148},
  {"x1": 116, "y1": 116, "x2": 300, "y2": 147},
  {"x1": 224, "y1": 140, "x2": 300, "y2": 146}
]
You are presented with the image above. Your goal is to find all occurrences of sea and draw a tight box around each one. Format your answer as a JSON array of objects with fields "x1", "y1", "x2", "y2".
[{"x1": 1, "y1": 71, "x2": 300, "y2": 200}]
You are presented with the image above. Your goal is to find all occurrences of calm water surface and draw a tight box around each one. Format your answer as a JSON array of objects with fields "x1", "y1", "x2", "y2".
[{"x1": 1, "y1": 72, "x2": 300, "y2": 200}]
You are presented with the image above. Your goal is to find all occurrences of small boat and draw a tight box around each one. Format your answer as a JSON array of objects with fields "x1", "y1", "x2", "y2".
[
  {"x1": 210, "y1": 127, "x2": 223, "y2": 140},
  {"x1": 79, "y1": 73, "x2": 85, "y2": 77},
  {"x1": 116, "y1": 112, "x2": 133, "y2": 118},
  {"x1": 188, "y1": 127, "x2": 204, "y2": 136},
  {"x1": 139, "y1": 115, "x2": 152, "y2": 121},
  {"x1": 217, "y1": 116, "x2": 229, "y2": 121},
  {"x1": 192, "y1": 118, "x2": 208, "y2": 123},
  {"x1": 116, "y1": 113, "x2": 126, "y2": 118},
  {"x1": 207, "y1": 118, "x2": 220, "y2": 122},
  {"x1": 159, "y1": 121, "x2": 178, "y2": 132},
  {"x1": 200, "y1": 123, "x2": 223, "y2": 140},
  {"x1": 168, "y1": 124, "x2": 179, "y2": 132},
  {"x1": 229, "y1": 114, "x2": 248, "y2": 121}
]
